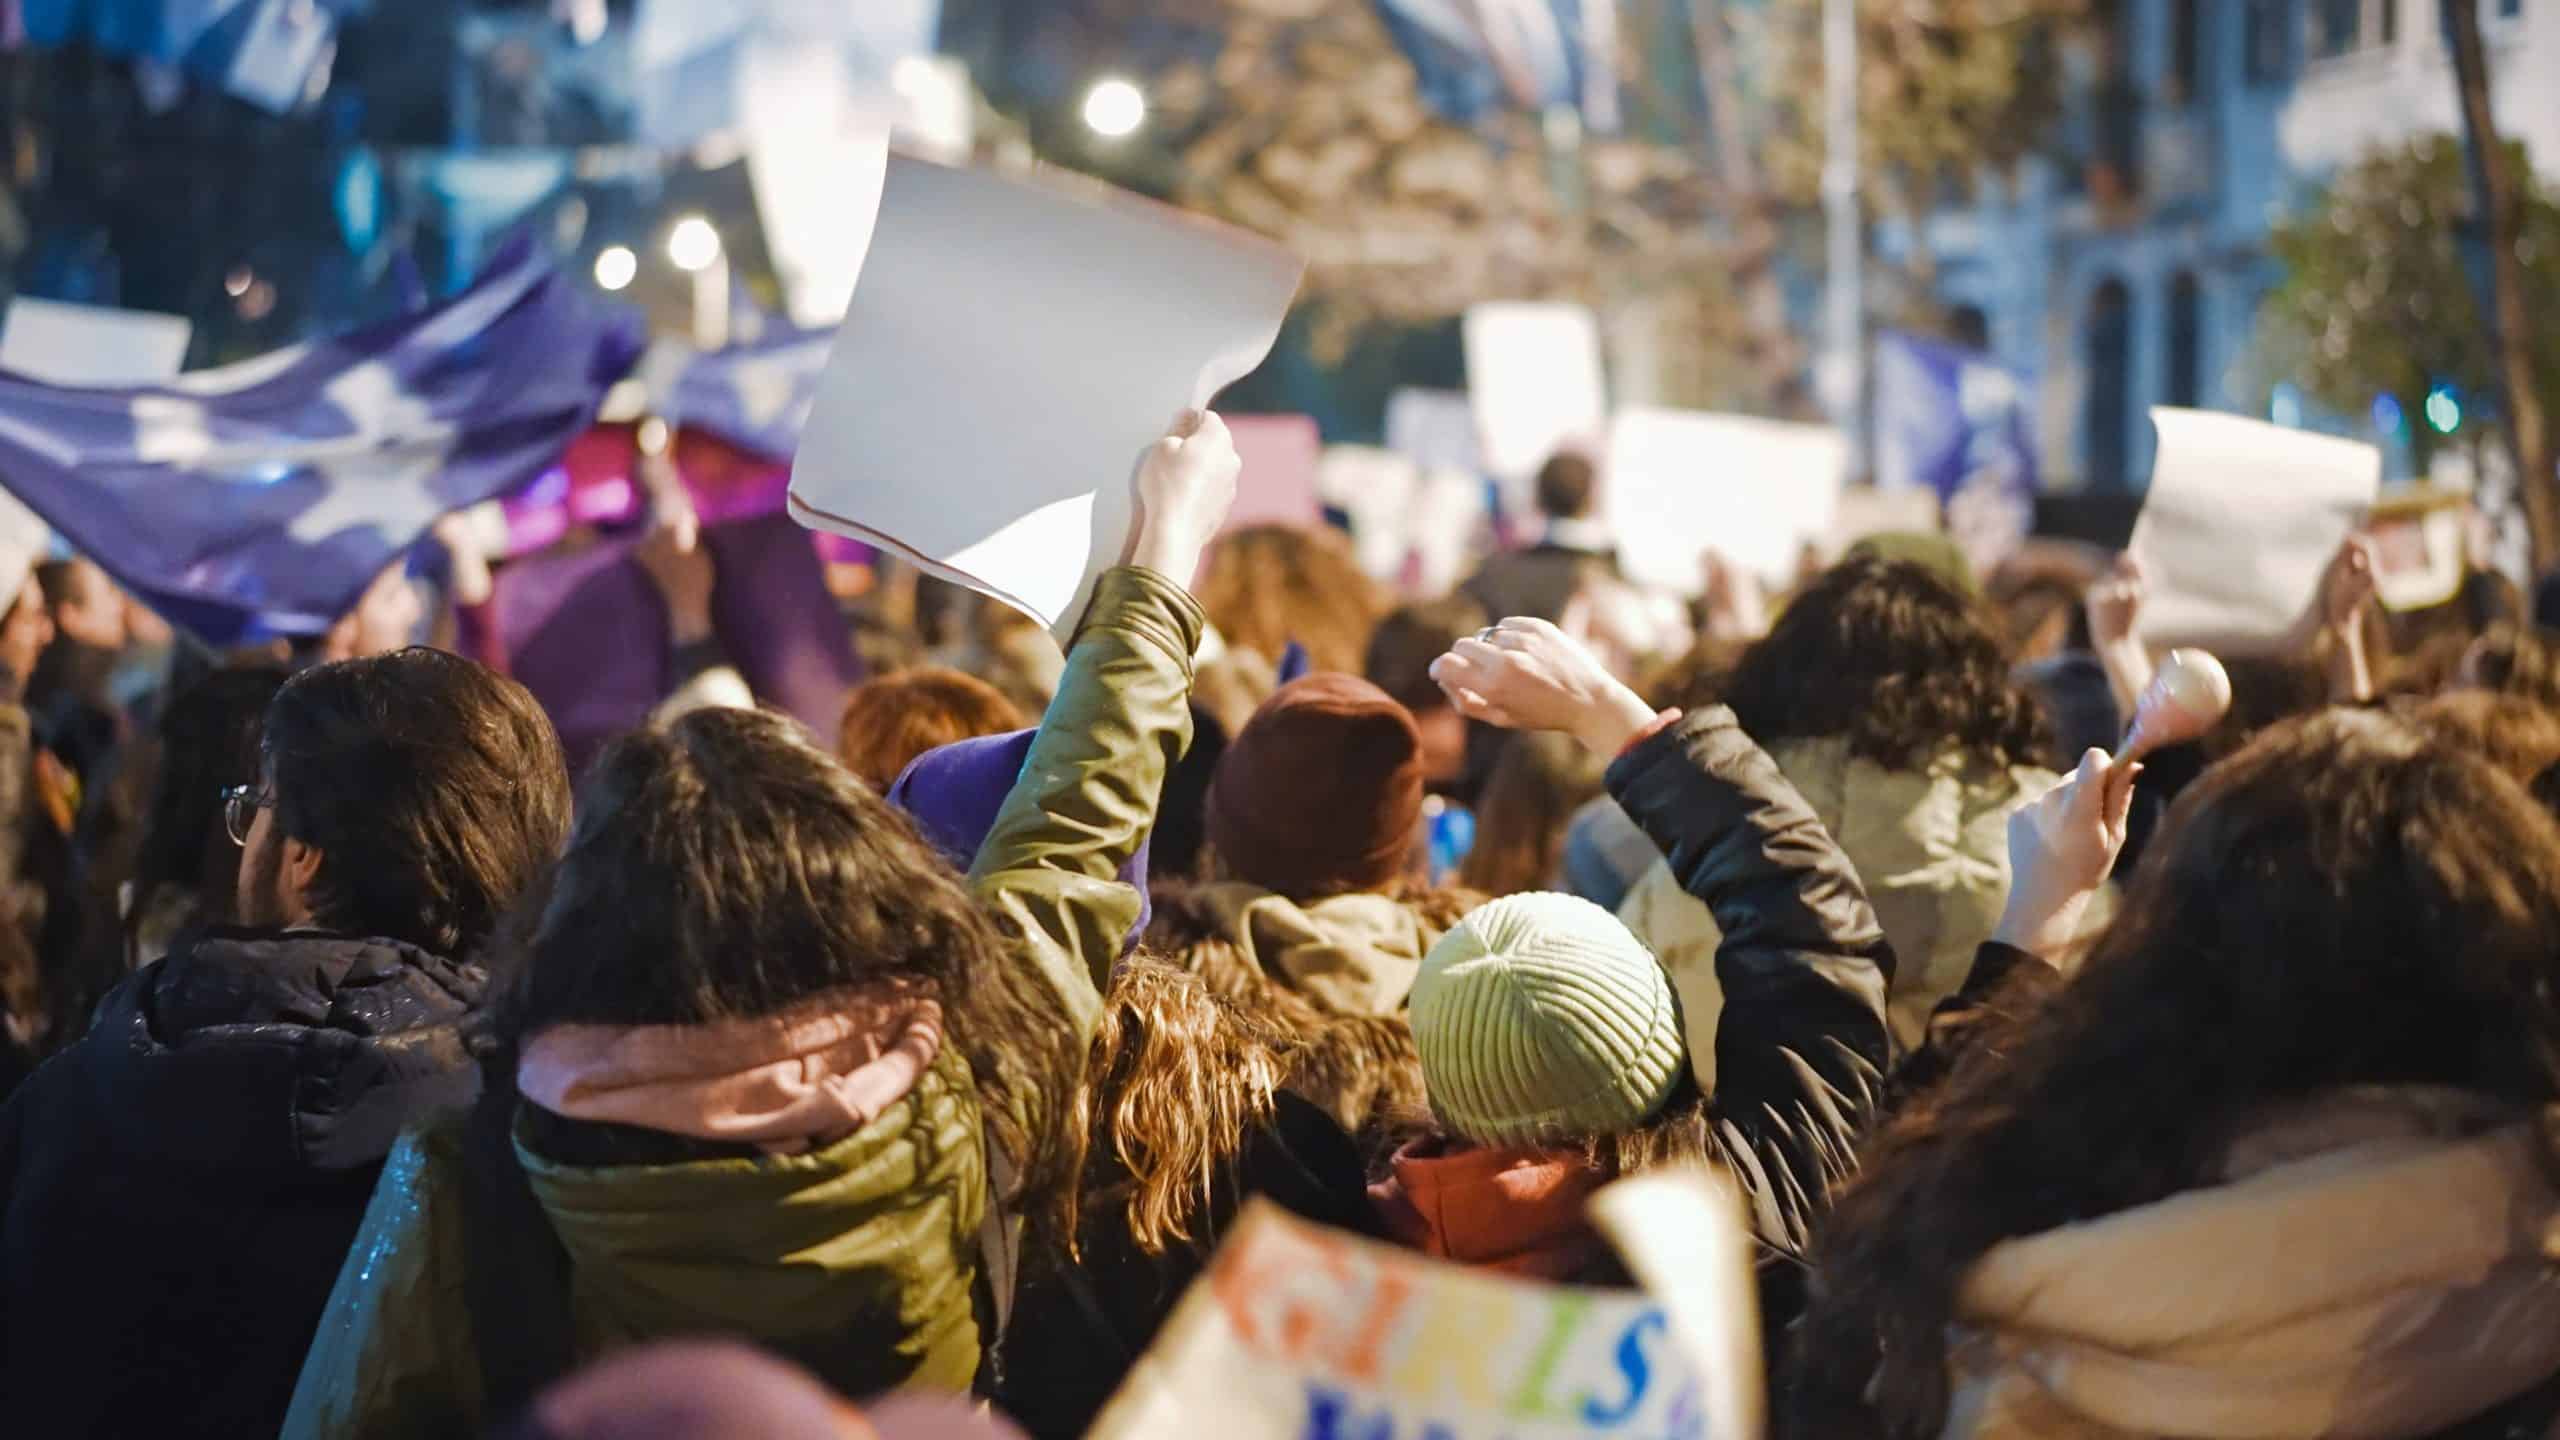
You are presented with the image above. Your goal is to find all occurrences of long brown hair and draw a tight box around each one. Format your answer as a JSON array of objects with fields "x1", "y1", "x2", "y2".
[
  {"x1": 1458, "y1": 733, "x2": 1606, "y2": 897},
  {"x1": 1789, "y1": 709, "x2": 2560, "y2": 1438},
  {"x1": 492, "y1": 706, "x2": 1082, "y2": 1207},
  {"x1": 1194, "y1": 525, "x2": 1388, "y2": 677},
  {"x1": 1052, "y1": 958, "x2": 1291, "y2": 1256}
]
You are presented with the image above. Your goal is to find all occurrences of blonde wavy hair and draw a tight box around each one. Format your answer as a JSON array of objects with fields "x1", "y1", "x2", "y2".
[
  {"x1": 1193, "y1": 525, "x2": 1388, "y2": 678},
  {"x1": 1053, "y1": 954, "x2": 1434, "y2": 1256}
]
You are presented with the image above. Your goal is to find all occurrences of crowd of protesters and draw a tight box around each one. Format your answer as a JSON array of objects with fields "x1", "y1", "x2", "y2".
[{"x1": 6, "y1": 410, "x2": 2560, "y2": 1440}]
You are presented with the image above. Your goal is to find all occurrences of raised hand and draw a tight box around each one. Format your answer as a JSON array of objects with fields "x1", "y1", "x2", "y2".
[
  {"x1": 1429, "y1": 616, "x2": 1661, "y2": 757},
  {"x1": 1993, "y1": 746, "x2": 2139, "y2": 957},
  {"x1": 1124, "y1": 410, "x2": 1242, "y2": 585}
]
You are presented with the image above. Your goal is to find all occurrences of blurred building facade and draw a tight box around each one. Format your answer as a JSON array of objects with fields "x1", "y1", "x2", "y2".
[{"x1": 1891, "y1": 0, "x2": 2552, "y2": 491}]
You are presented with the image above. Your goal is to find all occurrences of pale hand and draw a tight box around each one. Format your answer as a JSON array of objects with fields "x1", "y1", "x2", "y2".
[
  {"x1": 2312, "y1": 532, "x2": 2380, "y2": 635},
  {"x1": 1429, "y1": 616, "x2": 1659, "y2": 756},
  {"x1": 2085, "y1": 553, "x2": 2147, "y2": 653},
  {"x1": 1125, "y1": 410, "x2": 1241, "y2": 584},
  {"x1": 1993, "y1": 747, "x2": 2139, "y2": 957}
]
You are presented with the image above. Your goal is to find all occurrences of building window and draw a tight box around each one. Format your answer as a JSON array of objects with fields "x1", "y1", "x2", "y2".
[
  {"x1": 2246, "y1": 0, "x2": 2293, "y2": 83},
  {"x1": 2309, "y1": 0, "x2": 2399, "y2": 58},
  {"x1": 2170, "y1": 0, "x2": 2204, "y2": 101},
  {"x1": 2086, "y1": 279, "x2": 2134, "y2": 490},
  {"x1": 2166, "y1": 273, "x2": 2204, "y2": 409}
]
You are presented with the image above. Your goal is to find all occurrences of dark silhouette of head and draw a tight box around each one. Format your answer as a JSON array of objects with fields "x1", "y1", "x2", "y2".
[
  {"x1": 248, "y1": 647, "x2": 569, "y2": 956},
  {"x1": 1723, "y1": 553, "x2": 2049, "y2": 771}
]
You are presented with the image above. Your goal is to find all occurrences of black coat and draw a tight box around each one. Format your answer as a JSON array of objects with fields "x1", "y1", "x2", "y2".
[
  {"x1": 993, "y1": 1092, "x2": 1379, "y2": 1440},
  {"x1": 0, "y1": 928, "x2": 484, "y2": 1439},
  {"x1": 1605, "y1": 706, "x2": 1897, "y2": 1261}
]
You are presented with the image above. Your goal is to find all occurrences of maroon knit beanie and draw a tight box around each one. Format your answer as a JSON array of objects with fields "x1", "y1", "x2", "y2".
[{"x1": 1206, "y1": 673, "x2": 1425, "y2": 898}]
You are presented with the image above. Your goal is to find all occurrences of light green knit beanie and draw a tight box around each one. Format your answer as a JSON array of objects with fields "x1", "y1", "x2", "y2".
[{"x1": 1409, "y1": 892, "x2": 1686, "y2": 1146}]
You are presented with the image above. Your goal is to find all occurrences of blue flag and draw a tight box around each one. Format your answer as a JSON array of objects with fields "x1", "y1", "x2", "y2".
[
  {"x1": 665, "y1": 321, "x2": 834, "y2": 463},
  {"x1": 1873, "y1": 329, "x2": 2039, "y2": 567},
  {"x1": 0, "y1": 237, "x2": 642, "y2": 643}
]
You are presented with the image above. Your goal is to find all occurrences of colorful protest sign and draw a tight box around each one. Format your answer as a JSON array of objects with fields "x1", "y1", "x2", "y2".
[
  {"x1": 1089, "y1": 1201, "x2": 1716, "y2": 1440},
  {"x1": 2130, "y1": 408, "x2": 2381, "y2": 644},
  {"x1": 789, "y1": 153, "x2": 1303, "y2": 642}
]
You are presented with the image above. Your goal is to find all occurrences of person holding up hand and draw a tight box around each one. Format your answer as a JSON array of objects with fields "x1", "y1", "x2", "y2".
[
  {"x1": 1362, "y1": 617, "x2": 1891, "y2": 1322},
  {"x1": 284, "y1": 411, "x2": 1247, "y2": 1437}
]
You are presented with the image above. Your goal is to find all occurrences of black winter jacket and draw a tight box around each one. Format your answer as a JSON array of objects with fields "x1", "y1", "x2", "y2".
[
  {"x1": 1605, "y1": 706, "x2": 1897, "y2": 1260},
  {"x1": 0, "y1": 927, "x2": 484, "y2": 1438}
]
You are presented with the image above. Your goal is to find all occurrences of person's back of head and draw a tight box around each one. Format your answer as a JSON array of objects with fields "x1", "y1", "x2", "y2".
[
  {"x1": 1205, "y1": 673, "x2": 1425, "y2": 899},
  {"x1": 252, "y1": 646, "x2": 569, "y2": 957},
  {"x1": 1193, "y1": 524, "x2": 1386, "y2": 678},
  {"x1": 1533, "y1": 451, "x2": 1598, "y2": 523},
  {"x1": 1410, "y1": 892, "x2": 1685, "y2": 1148},
  {"x1": 1457, "y1": 733, "x2": 1606, "y2": 898},
  {"x1": 1723, "y1": 552, "x2": 2048, "y2": 771},
  {"x1": 836, "y1": 666, "x2": 1026, "y2": 791},
  {"x1": 1798, "y1": 707, "x2": 2560, "y2": 1435},
  {"x1": 497, "y1": 705, "x2": 1080, "y2": 1189},
  {"x1": 1365, "y1": 595, "x2": 1487, "y2": 789},
  {"x1": 2461, "y1": 620, "x2": 2560, "y2": 712}
]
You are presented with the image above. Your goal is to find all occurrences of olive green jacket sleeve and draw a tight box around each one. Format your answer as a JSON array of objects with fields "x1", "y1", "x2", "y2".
[
  {"x1": 967, "y1": 566, "x2": 1202, "y2": 1059},
  {"x1": 280, "y1": 1119, "x2": 486, "y2": 1440}
]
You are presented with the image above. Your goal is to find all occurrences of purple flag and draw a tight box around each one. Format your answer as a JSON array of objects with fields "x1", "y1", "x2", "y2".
[{"x1": 0, "y1": 236, "x2": 641, "y2": 644}]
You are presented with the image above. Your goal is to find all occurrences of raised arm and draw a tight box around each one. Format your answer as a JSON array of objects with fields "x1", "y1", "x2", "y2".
[
  {"x1": 967, "y1": 412, "x2": 1238, "y2": 1044},
  {"x1": 1432, "y1": 617, "x2": 1894, "y2": 1253}
]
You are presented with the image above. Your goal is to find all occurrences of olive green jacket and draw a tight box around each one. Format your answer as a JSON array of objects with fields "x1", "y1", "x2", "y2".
[{"x1": 280, "y1": 567, "x2": 1203, "y2": 1438}]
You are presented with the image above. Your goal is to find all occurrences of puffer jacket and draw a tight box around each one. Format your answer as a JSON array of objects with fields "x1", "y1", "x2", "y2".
[
  {"x1": 0, "y1": 929, "x2": 483, "y2": 1439},
  {"x1": 1618, "y1": 736, "x2": 2056, "y2": 1063},
  {"x1": 1606, "y1": 707, "x2": 1896, "y2": 1262},
  {"x1": 1944, "y1": 1087, "x2": 2560, "y2": 1440},
  {"x1": 282, "y1": 566, "x2": 1204, "y2": 1438}
]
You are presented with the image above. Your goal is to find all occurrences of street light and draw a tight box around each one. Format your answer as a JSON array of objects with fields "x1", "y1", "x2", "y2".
[
  {"x1": 1081, "y1": 77, "x2": 1146, "y2": 139},
  {"x1": 665, "y1": 216, "x2": 729, "y2": 349},
  {"x1": 666, "y1": 216, "x2": 722, "y2": 272},
  {"x1": 592, "y1": 245, "x2": 637, "y2": 292}
]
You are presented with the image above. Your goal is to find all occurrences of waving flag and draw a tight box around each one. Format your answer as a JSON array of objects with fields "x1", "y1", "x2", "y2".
[
  {"x1": 1373, "y1": 0, "x2": 1617, "y2": 131},
  {"x1": 665, "y1": 321, "x2": 834, "y2": 463},
  {"x1": 0, "y1": 237, "x2": 642, "y2": 643}
]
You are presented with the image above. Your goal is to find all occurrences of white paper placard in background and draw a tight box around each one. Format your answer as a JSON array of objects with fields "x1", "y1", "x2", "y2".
[
  {"x1": 789, "y1": 156, "x2": 1303, "y2": 642},
  {"x1": 2129, "y1": 408, "x2": 2381, "y2": 644},
  {"x1": 1605, "y1": 407, "x2": 1847, "y2": 594},
  {"x1": 1, "y1": 298, "x2": 193, "y2": 385},
  {"x1": 1462, "y1": 303, "x2": 1606, "y2": 499}
]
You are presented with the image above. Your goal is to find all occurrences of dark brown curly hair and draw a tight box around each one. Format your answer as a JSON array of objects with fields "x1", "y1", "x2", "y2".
[
  {"x1": 1786, "y1": 709, "x2": 2560, "y2": 1438},
  {"x1": 1723, "y1": 554, "x2": 2050, "y2": 771}
]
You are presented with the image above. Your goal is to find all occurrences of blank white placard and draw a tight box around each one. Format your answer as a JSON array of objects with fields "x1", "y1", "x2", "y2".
[
  {"x1": 0, "y1": 298, "x2": 192, "y2": 386},
  {"x1": 1462, "y1": 302, "x2": 1605, "y2": 495},
  {"x1": 788, "y1": 154, "x2": 1303, "y2": 642},
  {"x1": 2130, "y1": 408, "x2": 2380, "y2": 644},
  {"x1": 1605, "y1": 407, "x2": 1847, "y2": 594}
]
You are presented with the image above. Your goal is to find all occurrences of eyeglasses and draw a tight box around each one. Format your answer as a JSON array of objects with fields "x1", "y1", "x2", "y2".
[{"x1": 222, "y1": 783, "x2": 273, "y2": 848}]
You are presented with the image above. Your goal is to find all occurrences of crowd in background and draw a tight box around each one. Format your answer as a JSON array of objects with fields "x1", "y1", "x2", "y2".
[{"x1": 7, "y1": 411, "x2": 2560, "y2": 1440}]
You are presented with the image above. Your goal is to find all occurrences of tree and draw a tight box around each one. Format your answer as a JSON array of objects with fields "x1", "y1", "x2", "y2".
[
  {"x1": 1743, "y1": 0, "x2": 2089, "y2": 316},
  {"x1": 1057, "y1": 0, "x2": 2089, "y2": 408},
  {"x1": 2259, "y1": 135, "x2": 2560, "y2": 491},
  {"x1": 2444, "y1": 0, "x2": 2559, "y2": 571}
]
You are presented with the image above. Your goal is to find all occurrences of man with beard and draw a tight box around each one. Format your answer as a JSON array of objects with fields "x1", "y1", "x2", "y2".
[{"x1": 0, "y1": 645, "x2": 570, "y2": 1439}]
